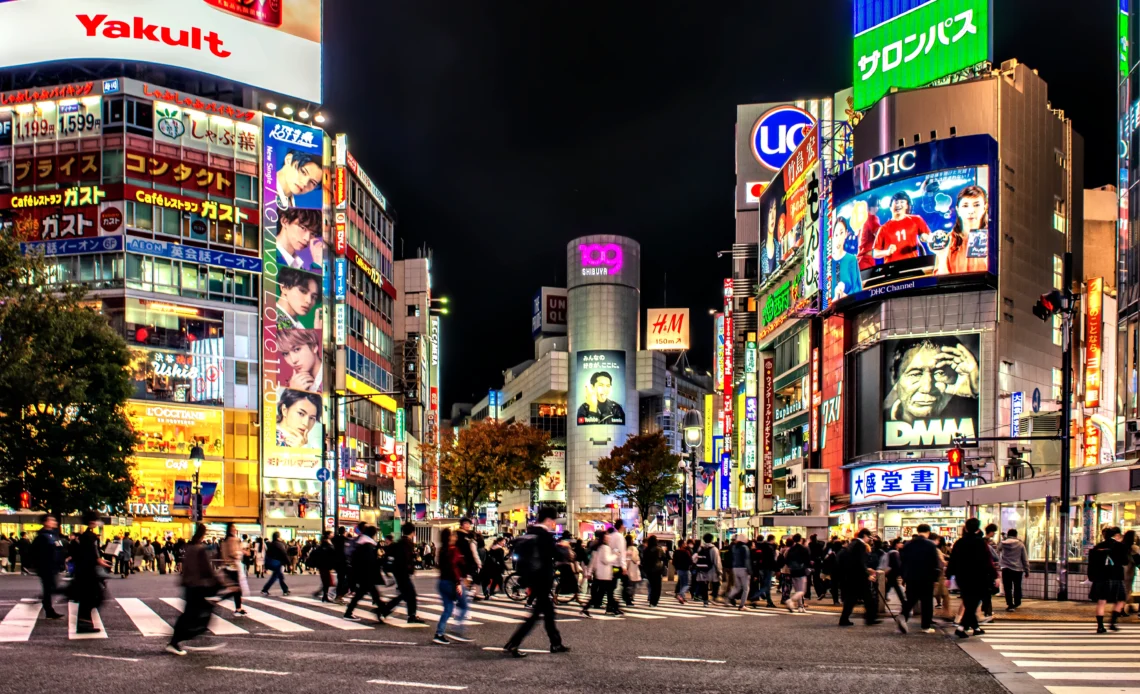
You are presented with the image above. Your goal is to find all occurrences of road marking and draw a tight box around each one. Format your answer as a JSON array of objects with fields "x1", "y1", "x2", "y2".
[
  {"x1": 0, "y1": 603, "x2": 40, "y2": 642},
  {"x1": 998, "y1": 648, "x2": 1140, "y2": 653},
  {"x1": 68, "y1": 602, "x2": 106, "y2": 640},
  {"x1": 1013, "y1": 661, "x2": 1140, "y2": 668},
  {"x1": 115, "y1": 598, "x2": 173, "y2": 637},
  {"x1": 160, "y1": 598, "x2": 248, "y2": 635},
  {"x1": 638, "y1": 656, "x2": 727, "y2": 664},
  {"x1": 349, "y1": 638, "x2": 418, "y2": 645},
  {"x1": 73, "y1": 653, "x2": 140, "y2": 662},
  {"x1": 213, "y1": 601, "x2": 311, "y2": 633},
  {"x1": 1046, "y1": 687, "x2": 1140, "y2": 694},
  {"x1": 983, "y1": 638, "x2": 1140, "y2": 644},
  {"x1": 1029, "y1": 673, "x2": 1140, "y2": 681},
  {"x1": 207, "y1": 666, "x2": 291, "y2": 676},
  {"x1": 367, "y1": 679, "x2": 467, "y2": 690},
  {"x1": 245, "y1": 596, "x2": 372, "y2": 630},
  {"x1": 482, "y1": 646, "x2": 548, "y2": 654}
]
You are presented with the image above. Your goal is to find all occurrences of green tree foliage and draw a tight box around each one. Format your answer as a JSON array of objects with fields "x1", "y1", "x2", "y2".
[
  {"x1": 0, "y1": 236, "x2": 137, "y2": 515},
  {"x1": 596, "y1": 432, "x2": 681, "y2": 525},
  {"x1": 431, "y1": 419, "x2": 552, "y2": 518}
]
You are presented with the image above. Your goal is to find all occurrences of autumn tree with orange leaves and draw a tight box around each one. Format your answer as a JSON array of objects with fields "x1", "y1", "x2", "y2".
[
  {"x1": 596, "y1": 432, "x2": 681, "y2": 526},
  {"x1": 425, "y1": 419, "x2": 552, "y2": 518}
]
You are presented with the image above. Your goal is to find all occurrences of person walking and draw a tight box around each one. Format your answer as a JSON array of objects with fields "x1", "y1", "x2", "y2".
[
  {"x1": 1124, "y1": 530, "x2": 1140, "y2": 616},
  {"x1": 166, "y1": 524, "x2": 221, "y2": 656},
  {"x1": 503, "y1": 507, "x2": 568, "y2": 657},
  {"x1": 332, "y1": 527, "x2": 351, "y2": 602},
  {"x1": 433, "y1": 528, "x2": 473, "y2": 644},
  {"x1": 895, "y1": 524, "x2": 941, "y2": 634},
  {"x1": 312, "y1": 531, "x2": 336, "y2": 602},
  {"x1": 480, "y1": 537, "x2": 507, "y2": 599},
  {"x1": 260, "y1": 532, "x2": 291, "y2": 596},
  {"x1": 727, "y1": 535, "x2": 751, "y2": 610},
  {"x1": 946, "y1": 518, "x2": 997, "y2": 639},
  {"x1": 784, "y1": 535, "x2": 811, "y2": 612},
  {"x1": 642, "y1": 535, "x2": 666, "y2": 607},
  {"x1": 604, "y1": 521, "x2": 629, "y2": 613},
  {"x1": 980, "y1": 523, "x2": 1000, "y2": 623},
  {"x1": 1089, "y1": 526, "x2": 1132, "y2": 633},
  {"x1": 998, "y1": 529, "x2": 1030, "y2": 612},
  {"x1": 220, "y1": 523, "x2": 248, "y2": 616},
  {"x1": 581, "y1": 531, "x2": 614, "y2": 616},
  {"x1": 694, "y1": 533, "x2": 721, "y2": 607},
  {"x1": 621, "y1": 534, "x2": 641, "y2": 606},
  {"x1": 379, "y1": 523, "x2": 424, "y2": 624},
  {"x1": 119, "y1": 532, "x2": 133, "y2": 578},
  {"x1": 343, "y1": 525, "x2": 383, "y2": 621},
  {"x1": 838, "y1": 528, "x2": 877, "y2": 626},
  {"x1": 32, "y1": 514, "x2": 63, "y2": 620},
  {"x1": 884, "y1": 537, "x2": 906, "y2": 607},
  {"x1": 455, "y1": 518, "x2": 482, "y2": 601},
  {"x1": 755, "y1": 535, "x2": 778, "y2": 608},
  {"x1": 71, "y1": 511, "x2": 110, "y2": 634},
  {"x1": 672, "y1": 539, "x2": 693, "y2": 604},
  {"x1": 252, "y1": 537, "x2": 265, "y2": 579},
  {"x1": 933, "y1": 535, "x2": 953, "y2": 618}
]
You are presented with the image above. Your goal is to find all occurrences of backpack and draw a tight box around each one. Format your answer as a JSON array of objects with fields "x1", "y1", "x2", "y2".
[
  {"x1": 513, "y1": 534, "x2": 542, "y2": 586},
  {"x1": 1088, "y1": 544, "x2": 1113, "y2": 582},
  {"x1": 693, "y1": 546, "x2": 712, "y2": 572}
]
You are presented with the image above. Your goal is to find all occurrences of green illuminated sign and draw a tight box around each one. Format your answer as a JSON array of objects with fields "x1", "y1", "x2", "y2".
[
  {"x1": 853, "y1": 0, "x2": 991, "y2": 111},
  {"x1": 395, "y1": 408, "x2": 406, "y2": 442},
  {"x1": 1122, "y1": 0, "x2": 1131, "y2": 79}
]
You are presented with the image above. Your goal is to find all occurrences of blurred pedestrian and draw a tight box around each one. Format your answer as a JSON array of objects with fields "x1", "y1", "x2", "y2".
[
  {"x1": 895, "y1": 524, "x2": 940, "y2": 634},
  {"x1": 71, "y1": 511, "x2": 110, "y2": 634},
  {"x1": 642, "y1": 535, "x2": 666, "y2": 607},
  {"x1": 32, "y1": 514, "x2": 63, "y2": 620},
  {"x1": 260, "y1": 532, "x2": 291, "y2": 596},
  {"x1": 433, "y1": 528, "x2": 472, "y2": 644},
  {"x1": 998, "y1": 529, "x2": 1030, "y2": 612},
  {"x1": 1089, "y1": 526, "x2": 1131, "y2": 633},
  {"x1": 838, "y1": 528, "x2": 877, "y2": 626},
  {"x1": 379, "y1": 523, "x2": 424, "y2": 624},
  {"x1": 343, "y1": 525, "x2": 382, "y2": 621},
  {"x1": 503, "y1": 507, "x2": 567, "y2": 657},
  {"x1": 946, "y1": 518, "x2": 997, "y2": 639},
  {"x1": 167, "y1": 524, "x2": 221, "y2": 656}
]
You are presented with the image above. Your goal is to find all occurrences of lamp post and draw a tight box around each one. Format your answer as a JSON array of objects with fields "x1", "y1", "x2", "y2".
[
  {"x1": 683, "y1": 409, "x2": 703, "y2": 542},
  {"x1": 189, "y1": 443, "x2": 205, "y2": 524}
]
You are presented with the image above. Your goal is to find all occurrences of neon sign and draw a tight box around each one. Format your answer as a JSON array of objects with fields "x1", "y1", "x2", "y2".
[{"x1": 579, "y1": 243, "x2": 623, "y2": 276}]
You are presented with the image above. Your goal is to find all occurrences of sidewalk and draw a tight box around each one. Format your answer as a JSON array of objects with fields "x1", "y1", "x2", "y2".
[{"x1": 793, "y1": 594, "x2": 1132, "y2": 622}]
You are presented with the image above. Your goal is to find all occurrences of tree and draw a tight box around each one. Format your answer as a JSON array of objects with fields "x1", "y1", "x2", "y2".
[
  {"x1": 429, "y1": 419, "x2": 552, "y2": 518},
  {"x1": 596, "y1": 432, "x2": 681, "y2": 526},
  {"x1": 0, "y1": 235, "x2": 137, "y2": 515}
]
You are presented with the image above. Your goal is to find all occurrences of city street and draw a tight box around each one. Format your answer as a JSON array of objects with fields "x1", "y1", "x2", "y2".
[{"x1": 0, "y1": 573, "x2": 1012, "y2": 694}]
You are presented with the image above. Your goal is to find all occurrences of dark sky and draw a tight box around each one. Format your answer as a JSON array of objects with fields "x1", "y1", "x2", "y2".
[{"x1": 323, "y1": 1, "x2": 1116, "y2": 411}]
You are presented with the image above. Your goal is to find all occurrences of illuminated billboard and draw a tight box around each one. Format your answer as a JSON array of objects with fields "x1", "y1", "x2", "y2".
[
  {"x1": 0, "y1": 1, "x2": 323, "y2": 102},
  {"x1": 574, "y1": 350, "x2": 627, "y2": 426},
  {"x1": 758, "y1": 127, "x2": 822, "y2": 286},
  {"x1": 646, "y1": 308, "x2": 690, "y2": 351},
  {"x1": 825, "y1": 134, "x2": 998, "y2": 309},
  {"x1": 882, "y1": 333, "x2": 980, "y2": 449},
  {"x1": 262, "y1": 116, "x2": 326, "y2": 476},
  {"x1": 853, "y1": 0, "x2": 991, "y2": 111}
]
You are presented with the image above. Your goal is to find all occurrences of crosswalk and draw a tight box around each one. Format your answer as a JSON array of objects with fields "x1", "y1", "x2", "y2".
[
  {"x1": 0, "y1": 593, "x2": 779, "y2": 644},
  {"x1": 958, "y1": 620, "x2": 1140, "y2": 693}
]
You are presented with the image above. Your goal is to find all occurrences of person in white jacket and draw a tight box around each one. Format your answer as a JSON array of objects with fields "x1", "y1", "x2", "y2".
[{"x1": 581, "y1": 520, "x2": 629, "y2": 617}]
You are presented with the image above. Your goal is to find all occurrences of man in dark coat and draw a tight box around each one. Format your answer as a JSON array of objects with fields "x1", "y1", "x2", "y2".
[
  {"x1": 32, "y1": 515, "x2": 63, "y2": 619},
  {"x1": 896, "y1": 524, "x2": 941, "y2": 633},
  {"x1": 72, "y1": 511, "x2": 110, "y2": 633},
  {"x1": 838, "y1": 528, "x2": 877, "y2": 626},
  {"x1": 503, "y1": 507, "x2": 567, "y2": 657},
  {"x1": 946, "y1": 517, "x2": 997, "y2": 638},
  {"x1": 379, "y1": 523, "x2": 424, "y2": 624}
]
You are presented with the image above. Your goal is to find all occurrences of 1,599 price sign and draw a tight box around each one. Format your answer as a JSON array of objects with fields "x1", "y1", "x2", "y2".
[{"x1": 14, "y1": 99, "x2": 102, "y2": 144}]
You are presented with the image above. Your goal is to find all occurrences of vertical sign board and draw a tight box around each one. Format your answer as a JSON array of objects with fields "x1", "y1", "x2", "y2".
[
  {"x1": 714, "y1": 313, "x2": 725, "y2": 393},
  {"x1": 723, "y1": 279, "x2": 734, "y2": 451},
  {"x1": 703, "y1": 393, "x2": 714, "y2": 464},
  {"x1": 762, "y1": 358, "x2": 775, "y2": 500},
  {"x1": 720, "y1": 450, "x2": 732, "y2": 510},
  {"x1": 1085, "y1": 277, "x2": 1104, "y2": 408},
  {"x1": 811, "y1": 347, "x2": 821, "y2": 452},
  {"x1": 1010, "y1": 391, "x2": 1023, "y2": 438},
  {"x1": 852, "y1": 0, "x2": 993, "y2": 111}
]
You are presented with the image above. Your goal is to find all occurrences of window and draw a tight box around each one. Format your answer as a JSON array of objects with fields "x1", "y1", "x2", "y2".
[
  {"x1": 235, "y1": 361, "x2": 249, "y2": 386},
  {"x1": 0, "y1": 160, "x2": 11, "y2": 191},
  {"x1": 1053, "y1": 255, "x2": 1063, "y2": 290},
  {"x1": 1053, "y1": 199, "x2": 1067, "y2": 233},
  {"x1": 158, "y1": 207, "x2": 181, "y2": 237},
  {"x1": 125, "y1": 201, "x2": 154, "y2": 231},
  {"x1": 407, "y1": 304, "x2": 419, "y2": 317},
  {"x1": 103, "y1": 98, "x2": 125, "y2": 128},
  {"x1": 125, "y1": 99, "x2": 153, "y2": 136},
  {"x1": 102, "y1": 150, "x2": 123, "y2": 184},
  {"x1": 1053, "y1": 314, "x2": 1062, "y2": 346},
  {"x1": 235, "y1": 174, "x2": 255, "y2": 201},
  {"x1": 1052, "y1": 367, "x2": 1063, "y2": 401}
]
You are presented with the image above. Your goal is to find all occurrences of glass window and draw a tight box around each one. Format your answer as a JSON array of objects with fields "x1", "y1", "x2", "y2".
[
  {"x1": 235, "y1": 360, "x2": 249, "y2": 386},
  {"x1": 208, "y1": 269, "x2": 225, "y2": 296},
  {"x1": 103, "y1": 98, "x2": 124, "y2": 127},
  {"x1": 134, "y1": 202, "x2": 153, "y2": 231},
  {"x1": 1053, "y1": 255, "x2": 1063, "y2": 290},
  {"x1": 181, "y1": 264, "x2": 202, "y2": 296},
  {"x1": 1053, "y1": 314, "x2": 1062, "y2": 346},
  {"x1": 153, "y1": 258, "x2": 176, "y2": 294},
  {"x1": 1052, "y1": 367, "x2": 1063, "y2": 401},
  {"x1": 159, "y1": 207, "x2": 180, "y2": 237},
  {"x1": 102, "y1": 150, "x2": 123, "y2": 184},
  {"x1": 235, "y1": 174, "x2": 254, "y2": 201}
]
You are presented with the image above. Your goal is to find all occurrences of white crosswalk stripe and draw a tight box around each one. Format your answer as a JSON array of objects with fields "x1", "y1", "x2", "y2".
[
  {"x1": 68, "y1": 602, "x2": 106, "y2": 639},
  {"x1": 213, "y1": 599, "x2": 313, "y2": 632},
  {"x1": 245, "y1": 596, "x2": 373, "y2": 630},
  {"x1": 116, "y1": 598, "x2": 173, "y2": 637},
  {"x1": 0, "y1": 603, "x2": 40, "y2": 642},
  {"x1": 954, "y1": 620, "x2": 1140, "y2": 693},
  {"x1": 160, "y1": 598, "x2": 248, "y2": 635}
]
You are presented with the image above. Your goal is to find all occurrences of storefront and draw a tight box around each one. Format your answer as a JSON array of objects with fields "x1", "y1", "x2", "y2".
[
  {"x1": 264, "y1": 478, "x2": 324, "y2": 540},
  {"x1": 833, "y1": 460, "x2": 970, "y2": 541}
]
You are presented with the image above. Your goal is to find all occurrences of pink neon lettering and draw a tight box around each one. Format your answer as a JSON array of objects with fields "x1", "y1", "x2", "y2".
[{"x1": 579, "y1": 243, "x2": 623, "y2": 275}]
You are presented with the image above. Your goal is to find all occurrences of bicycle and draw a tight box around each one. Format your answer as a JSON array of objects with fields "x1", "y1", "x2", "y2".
[{"x1": 503, "y1": 570, "x2": 581, "y2": 605}]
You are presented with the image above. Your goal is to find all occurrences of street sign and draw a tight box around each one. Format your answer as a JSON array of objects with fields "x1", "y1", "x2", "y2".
[
  {"x1": 1031, "y1": 388, "x2": 1041, "y2": 413},
  {"x1": 316, "y1": 467, "x2": 331, "y2": 482}
]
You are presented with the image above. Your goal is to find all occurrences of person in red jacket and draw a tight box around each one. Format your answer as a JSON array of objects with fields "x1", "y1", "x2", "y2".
[
  {"x1": 857, "y1": 197, "x2": 881, "y2": 270},
  {"x1": 432, "y1": 528, "x2": 472, "y2": 645},
  {"x1": 873, "y1": 191, "x2": 931, "y2": 264}
]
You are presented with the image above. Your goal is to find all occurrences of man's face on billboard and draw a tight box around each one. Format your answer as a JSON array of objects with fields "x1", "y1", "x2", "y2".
[
  {"x1": 280, "y1": 154, "x2": 322, "y2": 199},
  {"x1": 594, "y1": 375, "x2": 612, "y2": 403},
  {"x1": 890, "y1": 197, "x2": 909, "y2": 219},
  {"x1": 280, "y1": 218, "x2": 313, "y2": 254},
  {"x1": 896, "y1": 344, "x2": 953, "y2": 421}
]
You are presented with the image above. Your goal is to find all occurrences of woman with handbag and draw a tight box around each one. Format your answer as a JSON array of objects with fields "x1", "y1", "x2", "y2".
[
  {"x1": 622, "y1": 534, "x2": 642, "y2": 606},
  {"x1": 220, "y1": 523, "x2": 248, "y2": 616}
]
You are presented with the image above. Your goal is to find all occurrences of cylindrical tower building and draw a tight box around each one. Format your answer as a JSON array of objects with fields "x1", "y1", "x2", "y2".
[{"x1": 566, "y1": 235, "x2": 640, "y2": 532}]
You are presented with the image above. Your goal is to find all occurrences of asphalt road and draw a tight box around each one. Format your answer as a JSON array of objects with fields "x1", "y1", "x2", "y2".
[{"x1": 0, "y1": 573, "x2": 1009, "y2": 694}]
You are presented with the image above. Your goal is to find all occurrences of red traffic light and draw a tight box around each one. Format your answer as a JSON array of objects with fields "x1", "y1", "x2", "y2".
[
  {"x1": 947, "y1": 447, "x2": 964, "y2": 478},
  {"x1": 19, "y1": 491, "x2": 30, "y2": 509}
]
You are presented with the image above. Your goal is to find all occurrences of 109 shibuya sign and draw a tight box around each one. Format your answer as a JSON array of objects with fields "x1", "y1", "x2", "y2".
[{"x1": 852, "y1": 0, "x2": 991, "y2": 111}]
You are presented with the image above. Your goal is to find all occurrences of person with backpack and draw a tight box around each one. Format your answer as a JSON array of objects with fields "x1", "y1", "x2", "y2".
[
  {"x1": 672, "y1": 539, "x2": 693, "y2": 604},
  {"x1": 642, "y1": 535, "x2": 666, "y2": 607},
  {"x1": 502, "y1": 507, "x2": 568, "y2": 657},
  {"x1": 312, "y1": 530, "x2": 336, "y2": 602},
  {"x1": 1089, "y1": 526, "x2": 1132, "y2": 633},
  {"x1": 379, "y1": 523, "x2": 424, "y2": 624},
  {"x1": 456, "y1": 518, "x2": 482, "y2": 601},
  {"x1": 945, "y1": 518, "x2": 997, "y2": 639},
  {"x1": 343, "y1": 525, "x2": 382, "y2": 621},
  {"x1": 752, "y1": 535, "x2": 778, "y2": 608},
  {"x1": 726, "y1": 535, "x2": 751, "y2": 609},
  {"x1": 783, "y1": 534, "x2": 811, "y2": 612},
  {"x1": 895, "y1": 524, "x2": 942, "y2": 634},
  {"x1": 694, "y1": 533, "x2": 721, "y2": 607},
  {"x1": 260, "y1": 532, "x2": 291, "y2": 596},
  {"x1": 998, "y1": 528, "x2": 1030, "y2": 612},
  {"x1": 166, "y1": 524, "x2": 221, "y2": 656}
]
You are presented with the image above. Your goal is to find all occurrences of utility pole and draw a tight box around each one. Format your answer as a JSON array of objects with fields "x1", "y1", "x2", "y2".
[{"x1": 1058, "y1": 251, "x2": 1074, "y2": 601}]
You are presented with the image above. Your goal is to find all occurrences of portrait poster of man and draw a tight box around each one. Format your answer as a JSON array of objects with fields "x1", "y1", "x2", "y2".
[
  {"x1": 575, "y1": 350, "x2": 627, "y2": 426},
  {"x1": 882, "y1": 333, "x2": 980, "y2": 449}
]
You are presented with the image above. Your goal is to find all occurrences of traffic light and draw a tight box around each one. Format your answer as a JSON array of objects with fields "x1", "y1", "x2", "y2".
[
  {"x1": 19, "y1": 491, "x2": 30, "y2": 509},
  {"x1": 1033, "y1": 290, "x2": 1065, "y2": 321},
  {"x1": 947, "y1": 447, "x2": 964, "y2": 478}
]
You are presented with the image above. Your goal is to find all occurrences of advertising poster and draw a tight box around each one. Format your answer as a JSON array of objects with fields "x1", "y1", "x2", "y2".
[
  {"x1": 1085, "y1": 277, "x2": 1104, "y2": 408},
  {"x1": 762, "y1": 358, "x2": 774, "y2": 499},
  {"x1": 263, "y1": 116, "x2": 326, "y2": 471},
  {"x1": 574, "y1": 350, "x2": 627, "y2": 426},
  {"x1": 646, "y1": 308, "x2": 690, "y2": 350},
  {"x1": 758, "y1": 133, "x2": 822, "y2": 291},
  {"x1": 538, "y1": 449, "x2": 566, "y2": 502},
  {"x1": 828, "y1": 135, "x2": 998, "y2": 308},
  {"x1": 882, "y1": 333, "x2": 980, "y2": 449},
  {"x1": 0, "y1": 0, "x2": 324, "y2": 102}
]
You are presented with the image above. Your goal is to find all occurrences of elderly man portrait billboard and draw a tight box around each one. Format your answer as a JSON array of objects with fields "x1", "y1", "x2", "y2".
[
  {"x1": 575, "y1": 350, "x2": 626, "y2": 426},
  {"x1": 882, "y1": 334, "x2": 980, "y2": 449}
]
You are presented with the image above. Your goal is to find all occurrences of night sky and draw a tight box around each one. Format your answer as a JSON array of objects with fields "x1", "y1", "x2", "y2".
[{"x1": 323, "y1": 1, "x2": 1116, "y2": 411}]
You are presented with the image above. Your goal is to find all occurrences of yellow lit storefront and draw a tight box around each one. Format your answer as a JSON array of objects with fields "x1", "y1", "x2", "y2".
[{"x1": 112, "y1": 402, "x2": 260, "y2": 540}]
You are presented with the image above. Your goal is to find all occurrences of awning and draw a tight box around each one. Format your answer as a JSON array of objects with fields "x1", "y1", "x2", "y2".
[
  {"x1": 942, "y1": 461, "x2": 1140, "y2": 507},
  {"x1": 747, "y1": 514, "x2": 835, "y2": 529},
  {"x1": 264, "y1": 479, "x2": 322, "y2": 495}
]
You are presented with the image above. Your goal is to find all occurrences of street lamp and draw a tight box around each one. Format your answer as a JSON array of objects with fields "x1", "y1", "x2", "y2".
[
  {"x1": 189, "y1": 443, "x2": 205, "y2": 523},
  {"x1": 682, "y1": 410, "x2": 703, "y2": 541}
]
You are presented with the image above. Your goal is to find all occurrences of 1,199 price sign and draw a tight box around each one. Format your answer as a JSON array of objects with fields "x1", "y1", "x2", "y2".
[{"x1": 14, "y1": 99, "x2": 102, "y2": 144}]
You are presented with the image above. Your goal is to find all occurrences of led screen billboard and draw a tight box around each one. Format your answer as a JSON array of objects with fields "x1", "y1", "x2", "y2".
[
  {"x1": 574, "y1": 350, "x2": 627, "y2": 426},
  {"x1": 853, "y1": 0, "x2": 991, "y2": 111},
  {"x1": 0, "y1": 1, "x2": 323, "y2": 102},
  {"x1": 882, "y1": 333, "x2": 980, "y2": 449},
  {"x1": 825, "y1": 134, "x2": 997, "y2": 309}
]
